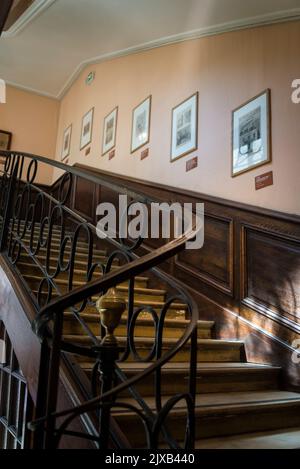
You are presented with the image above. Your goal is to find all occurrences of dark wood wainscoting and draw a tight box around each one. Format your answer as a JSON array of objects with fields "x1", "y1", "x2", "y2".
[{"x1": 50, "y1": 164, "x2": 300, "y2": 389}]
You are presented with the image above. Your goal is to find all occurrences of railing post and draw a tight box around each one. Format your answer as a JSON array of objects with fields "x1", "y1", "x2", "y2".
[
  {"x1": 96, "y1": 346, "x2": 120, "y2": 449},
  {"x1": 0, "y1": 158, "x2": 18, "y2": 252},
  {"x1": 96, "y1": 288, "x2": 126, "y2": 449}
]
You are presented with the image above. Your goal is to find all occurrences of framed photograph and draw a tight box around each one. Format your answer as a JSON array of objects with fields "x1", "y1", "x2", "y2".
[
  {"x1": 171, "y1": 92, "x2": 198, "y2": 162},
  {"x1": 80, "y1": 108, "x2": 94, "y2": 150},
  {"x1": 0, "y1": 130, "x2": 12, "y2": 151},
  {"x1": 232, "y1": 89, "x2": 271, "y2": 177},
  {"x1": 131, "y1": 96, "x2": 151, "y2": 153},
  {"x1": 61, "y1": 124, "x2": 72, "y2": 161},
  {"x1": 102, "y1": 107, "x2": 118, "y2": 155}
]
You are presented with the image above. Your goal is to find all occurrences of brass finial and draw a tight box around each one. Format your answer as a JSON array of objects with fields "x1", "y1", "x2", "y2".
[{"x1": 96, "y1": 287, "x2": 126, "y2": 346}]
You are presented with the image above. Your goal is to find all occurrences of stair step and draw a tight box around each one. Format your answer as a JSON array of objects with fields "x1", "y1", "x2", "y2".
[
  {"x1": 16, "y1": 261, "x2": 149, "y2": 288},
  {"x1": 81, "y1": 361, "x2": 280, "y2": 395},
  {"x1": 63, "y1": 336, "x2": 244, "y2": 363},
  {"x1": 197, "y1": 427, "x2": 300, "y2": 449},
  {"x1": 20, "y1": 234, "x2": 94, "y2": 251},
  {"x1": 19, "y1": 252, "x2": 116, "y2": 267},
  {"x1": 24, "y1": 275, "x2": 166, "y2": 302},
  {"x1": 64, "y1": 317, "x2": 214, "y2": 340},
  {"x1": 110, "y1": 391, "x2": 300, "y2": 447}
]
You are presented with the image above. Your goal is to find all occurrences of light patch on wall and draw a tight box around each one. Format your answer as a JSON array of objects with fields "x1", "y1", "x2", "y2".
[
  {"x1": 0, "y1": 339, "x2": 6, "y2": 364},
  {"x1": 0, "y1": 79, "x2": 6, "y2": 103}
]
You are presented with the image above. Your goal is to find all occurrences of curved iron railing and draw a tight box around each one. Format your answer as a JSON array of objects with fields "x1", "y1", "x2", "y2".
[{"x1": 0, "y1": 150, "x2": 200, "y2": 449}]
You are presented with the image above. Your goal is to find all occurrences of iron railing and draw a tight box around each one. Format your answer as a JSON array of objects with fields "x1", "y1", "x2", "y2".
[{"x1": 0, "y1": 150, "x2": 199, "y2": 449}]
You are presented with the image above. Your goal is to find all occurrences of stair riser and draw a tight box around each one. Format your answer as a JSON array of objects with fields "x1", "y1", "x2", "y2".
[
  {"x1": 197, "y1": 405, "x2": 300, "y2": 439},
  {"x1": 17, "y1": 264, "x2": 149, "y2": 288},
  {"x1": 69, "y1": 342, "x2": 243, "y2": 363},
  {"x1": 31, "y1": 287, "x2": 165, "y2": 304},
  {"x1": 21, "y1": 236, "x2": 94, "y2": 251},
  {"x1": 84, "y1": 370, "x2": 279, "y2": 396},
  {"x1": 63, "y1": 321, "x2": 207, "y2": 340},
  {"x1": 19, "y1": 253, "x2": 116, "y2": 267}
]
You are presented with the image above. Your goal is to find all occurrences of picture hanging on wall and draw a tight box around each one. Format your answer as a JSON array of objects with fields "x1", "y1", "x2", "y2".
[
  {"x1": 171, "y1": 92, "x2": 198, "y2": 162},
  {"x1": 102, "y1": 107, "x2": 118, "y2": 155},
  {"x1": 61, "y1": 124, "x2": 72, "y2": 161},
  {"x1": 232, "y1": 89, "x2": 271, "y2": 177},
  {"x1": 80, "y1": 108, "x2": 94, "y2": 150},
  {"x1": 131, "y1": 96, "x2": 151, "y2": 153},
  {"x1": 0, "y1": 130, "x2": 12, "y2": 151}
]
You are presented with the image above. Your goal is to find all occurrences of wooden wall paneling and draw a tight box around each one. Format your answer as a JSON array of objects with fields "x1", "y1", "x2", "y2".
[
  {"x1": 175, "y1": 212, "x2": 234, "y2": 296},
  {"x1": 240, "y1": 223, "x2": 300, "y2": 330}
]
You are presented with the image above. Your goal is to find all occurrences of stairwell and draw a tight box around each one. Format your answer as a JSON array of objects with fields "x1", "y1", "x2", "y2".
[{"x1": 12, "y1": 224, "x2": 300, "y2": 449}]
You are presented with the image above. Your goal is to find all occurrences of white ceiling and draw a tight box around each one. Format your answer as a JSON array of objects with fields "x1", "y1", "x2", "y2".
[{"x1": 1, "y1": 0, "x2": 300, "y2": 99}]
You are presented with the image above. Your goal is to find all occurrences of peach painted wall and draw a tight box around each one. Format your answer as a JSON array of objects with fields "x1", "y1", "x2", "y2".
[
  {"x1": 0, "y1": 85, "x2": 59, "y2": 184},
  {"x1": 55, "y1": 20, "x2": 300, "y2": 215}
]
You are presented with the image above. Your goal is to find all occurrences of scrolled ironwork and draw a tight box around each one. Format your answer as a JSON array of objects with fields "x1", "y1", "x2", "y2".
[{"x1": 0, "y1": 149, "x2": 199, "y2": 450}]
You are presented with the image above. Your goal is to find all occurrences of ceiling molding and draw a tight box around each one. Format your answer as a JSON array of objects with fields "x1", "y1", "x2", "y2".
[
  {"x1": 6, "y1": 79, "x2": 59, "y2": 99},
  {"x1": 5, "y1": 7, "x2": 300, "y2": 100},
  {"x1": 2, "y1": 0, "x2": 56, "y2": 37}
]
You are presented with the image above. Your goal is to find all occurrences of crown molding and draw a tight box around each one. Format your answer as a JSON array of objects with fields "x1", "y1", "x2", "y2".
[
  {"x1": 4, "y1": 7, "x2": 300, "y2": 100},
  {"x1": 2, "y1": 0, "x2": 56, "y2": 38},
  {"x1": 6, "y1": 79, "x2": 58, "y2": 100}
]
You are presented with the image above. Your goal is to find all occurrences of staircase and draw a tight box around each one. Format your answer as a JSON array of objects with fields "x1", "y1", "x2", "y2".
[{"x1": 13, "y1": 225, "x2": 300, "y2": 449}]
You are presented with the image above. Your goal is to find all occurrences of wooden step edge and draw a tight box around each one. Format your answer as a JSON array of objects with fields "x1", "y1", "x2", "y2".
[
  {"x1": 18, "y1": 263, "x2": 149, "y2": 283},
  {"x1": 196, "y1": 427, "x2": 300, "y2": 449}
]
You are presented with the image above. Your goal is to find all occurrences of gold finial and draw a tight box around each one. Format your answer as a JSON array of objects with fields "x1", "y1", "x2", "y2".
[{"x1": 96, "y1": 287, "x2": 126, "y2": 346}]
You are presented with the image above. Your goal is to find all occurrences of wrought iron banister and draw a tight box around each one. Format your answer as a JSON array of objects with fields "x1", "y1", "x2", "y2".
[{"x1": 0, "y1": 149, "x2": 200, "y2": 450}]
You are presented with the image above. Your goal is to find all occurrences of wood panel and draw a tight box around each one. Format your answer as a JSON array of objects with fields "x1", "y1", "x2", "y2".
[
  {"x1": 46, "y1": 164, "x2": 300, "y2": 389},
  {"x1": 241, "y1": 225, "x2": 300, "y2": 329},
  {"x1": 176, "y1": 213, "x2": 234, "y2": 295},
  {"x1": 72, "y1": 175, "x2": 98, "y2": 223}
]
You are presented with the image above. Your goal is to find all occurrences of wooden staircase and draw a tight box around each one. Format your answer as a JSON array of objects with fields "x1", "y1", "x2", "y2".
[{"x1": 13, "y1": 227, "x2": 300, "y2": 449}]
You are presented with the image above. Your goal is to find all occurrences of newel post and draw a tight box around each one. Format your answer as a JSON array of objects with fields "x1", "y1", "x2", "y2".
[{"x1": 95, "y1": 288, "x2": 126, "y2": 450}]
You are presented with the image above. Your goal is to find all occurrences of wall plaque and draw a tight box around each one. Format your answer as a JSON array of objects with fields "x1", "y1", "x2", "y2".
[
  {"x1": 255, "y1": 171, "x2": 273, "y2": 190},
  {"x1": 186, "y1": 157, "x2": 198, "y2": 172},
  {"x1": 141, "y1": 148, "x2": 149, "y2": 160},
  {"x1": 109, "y1": 149, "x2": 115, "y2": 160}
]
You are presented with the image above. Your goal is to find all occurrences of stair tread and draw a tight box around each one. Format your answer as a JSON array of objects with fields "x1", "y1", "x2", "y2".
[
  {"x1": 111, "y1": 391, "x2": 300, "y2": 416},
  {"x1": 17, "y1": 262, "x2": 148, "y2": 281},
  {"x1": 63, "y1": 335, "x2": 242, "y2": 347},
  {"x1": 22, "y1": 276, "x2": 164, "y2": 295},
  {"x1": 197, "y1": 427, "x2": 300, "y2": 449}
]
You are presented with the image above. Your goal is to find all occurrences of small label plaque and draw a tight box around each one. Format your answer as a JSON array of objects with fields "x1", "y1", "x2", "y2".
[
  {"x1": 85, "y1": 147, "x2": 91, "y2": 156},
  {"x1": 109, "y1": 149, "x2": 115, "y2": 160},
  {"x1": 255, "y1": 171, "x2": 273, "y2": 190},
  {"x1": 141, "y1": 148, "x2": 149, "y2": 160},
  {"x1": 186, "y1": 157, "x2": 198, "y2": 172}
]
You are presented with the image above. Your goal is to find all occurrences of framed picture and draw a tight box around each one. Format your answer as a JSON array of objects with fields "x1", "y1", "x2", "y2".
[
  {"x1": 61, "y1": 124, "x2": 72, "y2": 161},
  {"x1": 131, "y1": 96, "x2": 151, "y2": 153},
  {"x1": 171, "y1": 92, "x2": 198, "y2": 162},
  {"x1": 232, "y1": 89, "x2": 271, "y2": 177},
  {"x1": 0, "y1": 130, "x2": 12, "y2": 151},
  {"x1": 80, "y1": 108, "x2": 94, "y2": 150},
  {"x1": 102, "y1": 107, "x2": 118, "y2": 155}
]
